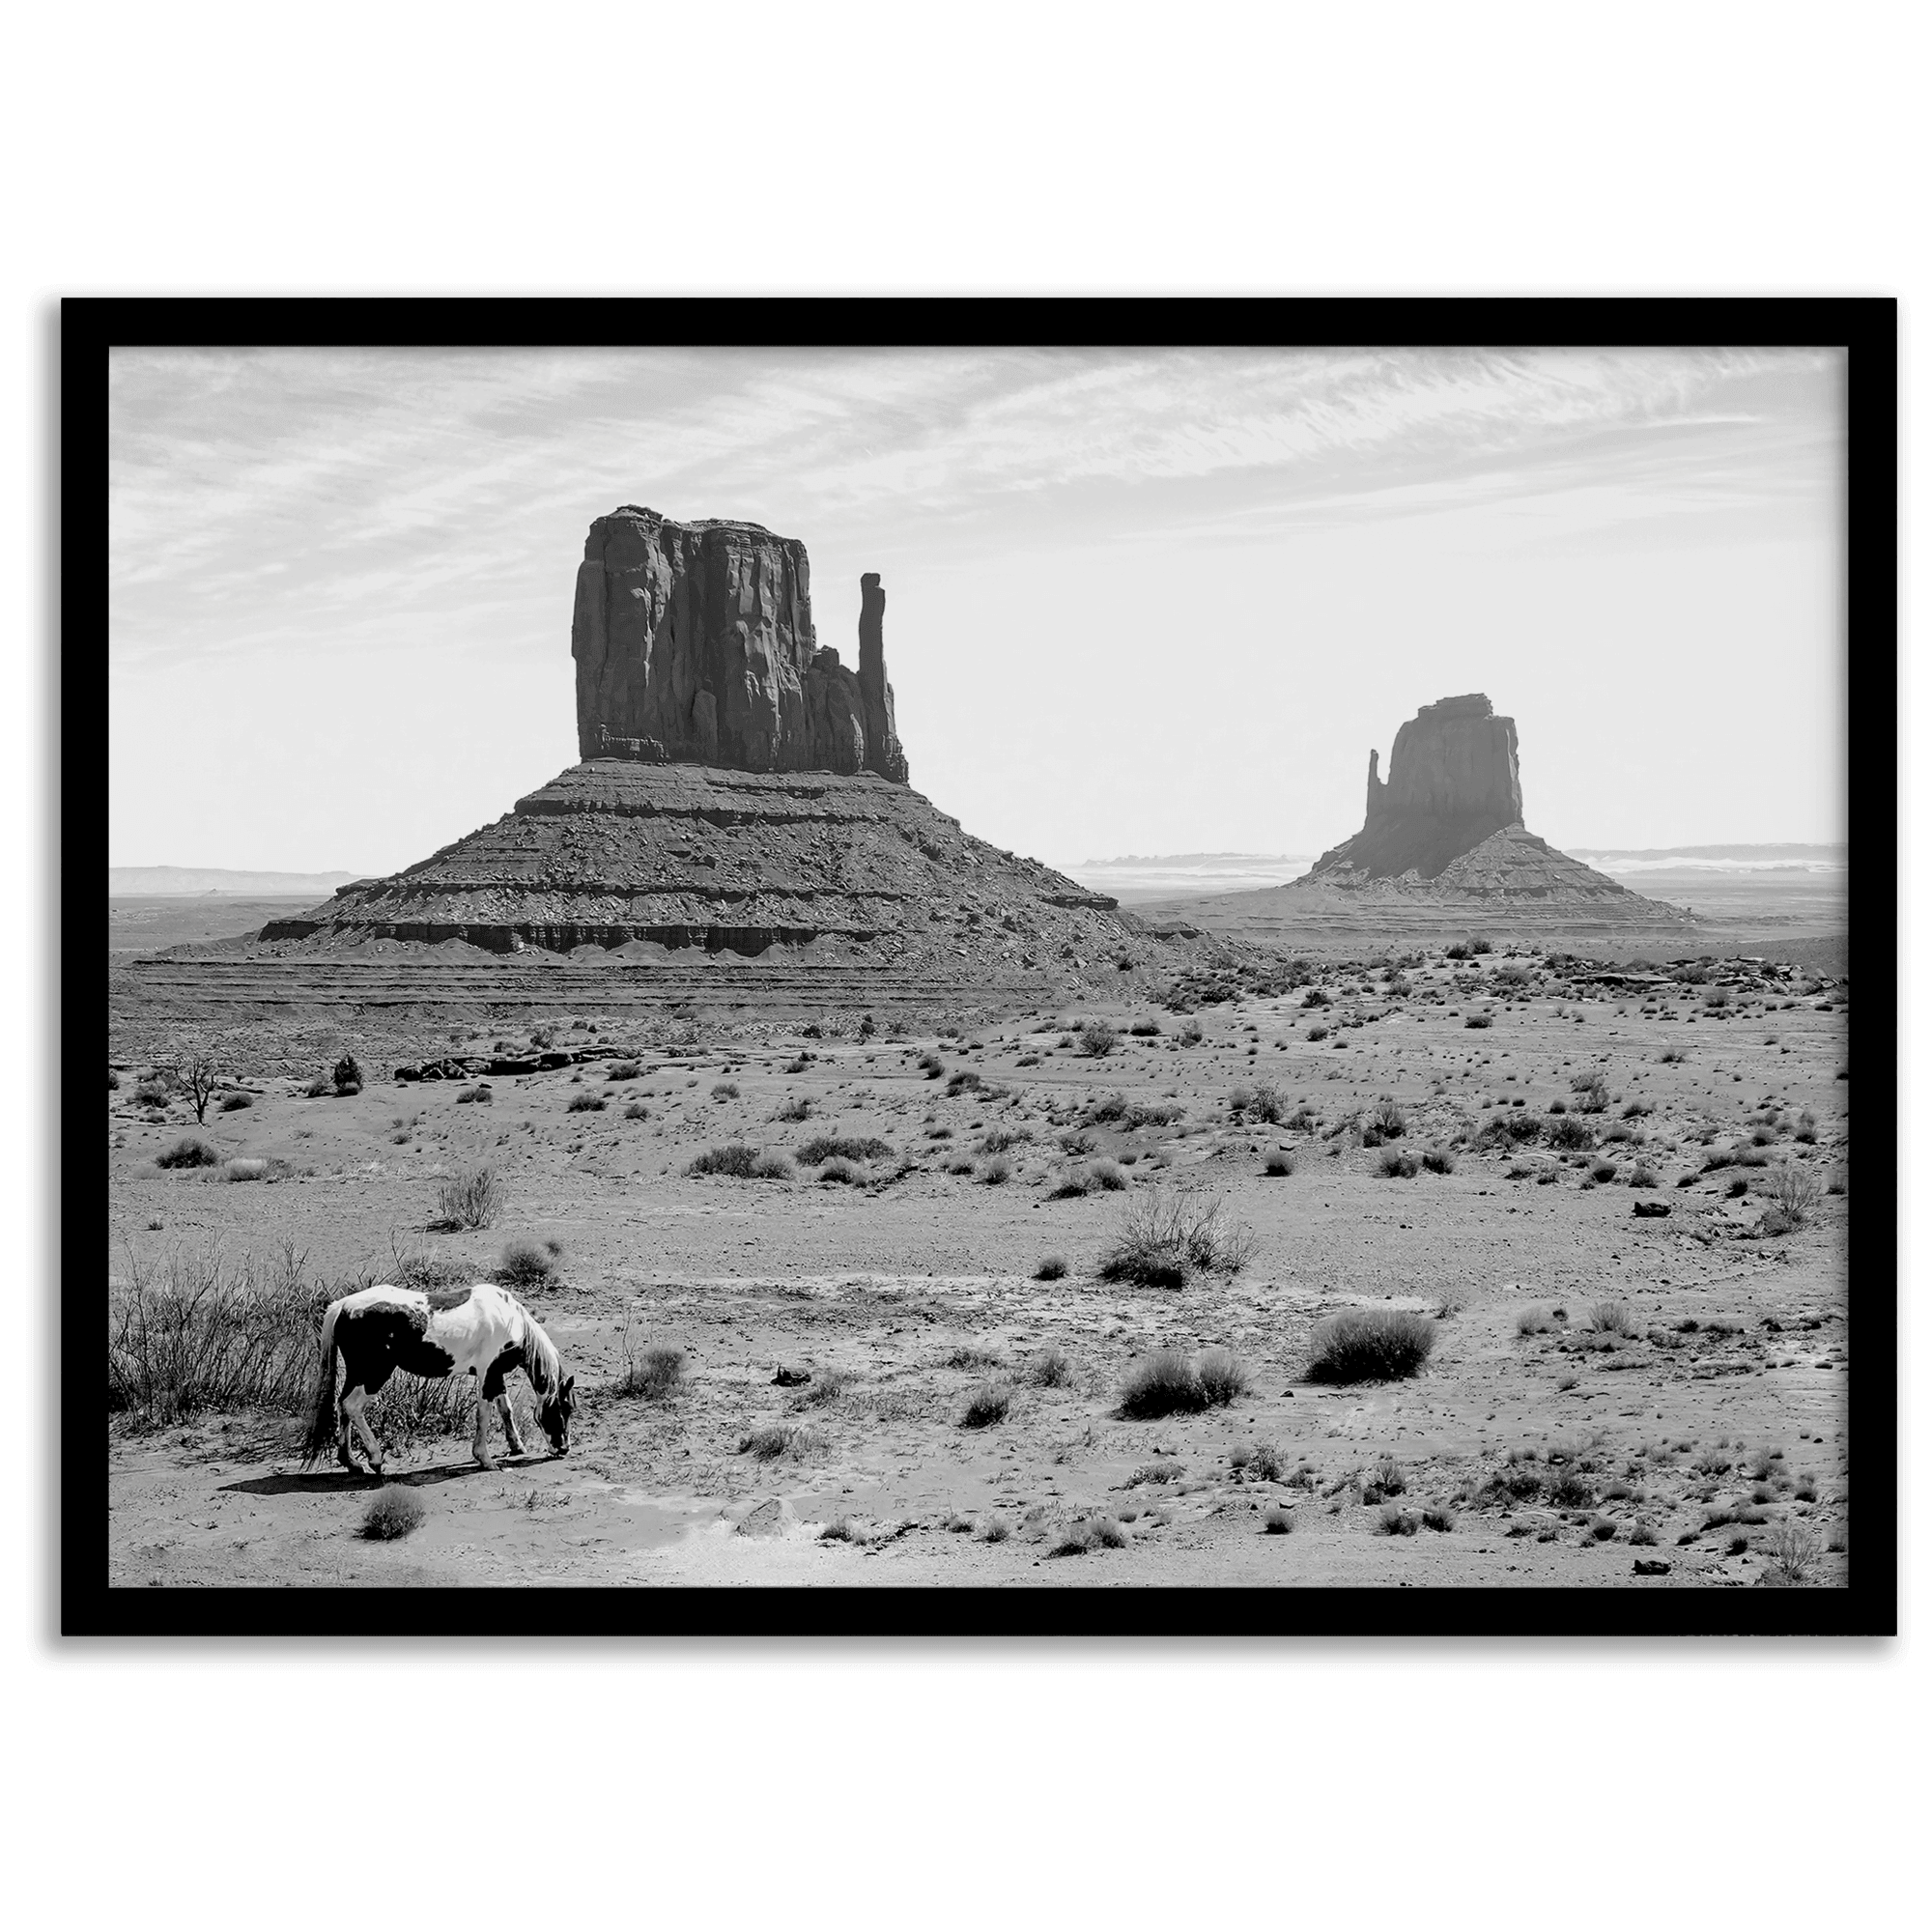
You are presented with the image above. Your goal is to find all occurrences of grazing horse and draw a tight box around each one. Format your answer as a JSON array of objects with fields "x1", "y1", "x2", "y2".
[{"x1": 304, "y1": 1282, "x2": 575, "y2": 1477}]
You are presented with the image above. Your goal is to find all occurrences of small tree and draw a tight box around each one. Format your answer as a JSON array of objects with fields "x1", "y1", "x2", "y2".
[
  {"x1": 163, "y1": 1048, "x2": 221, "y2": 1124},
  {"x1": 332, "y1": 1054, "x2": 363, "y2": 1095}
]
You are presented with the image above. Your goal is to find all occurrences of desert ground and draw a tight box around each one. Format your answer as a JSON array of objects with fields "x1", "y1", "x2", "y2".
[{"x1": 106, "y1": 934, "x2": 1850, "y2": 1590}]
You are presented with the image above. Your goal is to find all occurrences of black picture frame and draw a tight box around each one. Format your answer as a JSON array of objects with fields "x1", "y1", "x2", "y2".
[{"x1": 71, "y1": 296, "x2": 1895, "y2": 1637}]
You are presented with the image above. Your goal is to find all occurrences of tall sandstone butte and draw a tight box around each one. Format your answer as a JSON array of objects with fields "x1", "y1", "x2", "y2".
[
  {"x1": 1332, "y1": 692, "x2": 1525, "y2": 881},
  {"x1": 571, "y1": 505, "x2": 909, "y2": 782}
]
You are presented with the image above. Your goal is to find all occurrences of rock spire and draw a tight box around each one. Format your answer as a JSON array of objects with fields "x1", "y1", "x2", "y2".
[{"x1": 570, "y1": 506, "x2": 908, "y2": 782}]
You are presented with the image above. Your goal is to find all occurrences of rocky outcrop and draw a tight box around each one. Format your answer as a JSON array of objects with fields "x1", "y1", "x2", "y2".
[
  {"x1": 256, "y1": 761, "x2": 1142, "y2": 969},
  {"x1": 1328, "y1": 694, "x2": 1524, "y2": 882},
  {"x1": 571, "y1": 507, "x2": 908, "y2": 782},
  {"x1": 1232, "y1": 692, "x2": 1699, "y2": 930}
]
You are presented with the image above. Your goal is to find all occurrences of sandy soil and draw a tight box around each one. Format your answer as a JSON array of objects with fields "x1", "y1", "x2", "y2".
[{"x1": 106, "y1": 947, "x2": 1850, "y2": 1590}]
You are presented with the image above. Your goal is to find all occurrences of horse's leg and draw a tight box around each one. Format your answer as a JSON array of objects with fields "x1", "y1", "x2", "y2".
[
  {"x1": 343, "y1": 1387, "x2": 385, "y2": 1476},
  {"x1": 335, "y1": 1388, "x2": 362, "y2": 1473},
  {"x1": 497, "y1": 1393, "x2": 527, "y2": 1459},
  {"x1": 471, "y1": 1376, "x2": 496, "y2": 1470}
]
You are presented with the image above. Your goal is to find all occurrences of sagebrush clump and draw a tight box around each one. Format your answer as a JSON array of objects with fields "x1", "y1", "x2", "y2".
[{"x1": 1306, "y1": 1308, "x2": 1436, "y2": 1384}]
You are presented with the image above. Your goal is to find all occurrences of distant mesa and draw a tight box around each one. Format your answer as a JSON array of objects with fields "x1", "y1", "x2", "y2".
[
  {"x1": 1292, "y1": 694, "x2": 1693, "y2": 922},
  {"x1": 241, "y1": 508, "x2": 1140, "y2": 997}
]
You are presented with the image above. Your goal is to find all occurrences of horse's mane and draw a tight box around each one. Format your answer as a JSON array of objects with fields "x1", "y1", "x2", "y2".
[{"x1": 517, "y1": 1300, "x2": 561, "y2": 1400}]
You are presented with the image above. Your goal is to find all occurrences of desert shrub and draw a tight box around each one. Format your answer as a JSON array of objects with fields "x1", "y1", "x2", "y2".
[
  {"x1": 1263, "y1": 1505, "x2": 1294, "y2": 1534},
  {"x1": 797, "y1": 1135, "x2": 893, "y2": 1164},
  {"x1": 1087, "y1": 1157, "x2": 1127, "y2": 1190},
  {"x1": 944, "y1": 1154, "x2": 978, "y2": 1177},
  {"x1": 156, "y1": 1136, "x2": 219, "y2": 1171},
  {"x1": 1033, "y1": 1256, "x2": 1068, "y2": 1283},
  {"x1": 623, "y1": 1100, "x2": 650, "y2": 1122},
  {"x1": 218, "y1": 1091, "x2": 253, "y2": 1113},
  {"x1": 567, "y1": 1093, "x2": 606, "y2": 1113},
  {"x1": 1129, "y1": 1018, "x2": 1161, "y2": 1036},
  {"x1": 1051, "y1": 1517, "x2": 1128, "y2": 1556},
  {"x1": 747, "y1": 1150, "x2": 794, "y2": 1180},
  {"x1": 1767, "y1": 1162, "x2": 1824, "y2": 1226},
  {"x1": 1096, "y1": 1188, "x2": 1255, "y2": 1287},
  {"x1": 1045, "y1": 1168, "x2": 1092, "y2": 1200},
  {"x1": 1629, "y1": 1163, "x2": 1660, "y2": 1188},
  {"x1": 1517, "y1": 1305, "x2": 1557, "y2": 1335},
  {"x1": 1422, "y1": 1507, "x2": 1453, "y2": 1533},
  {"x1": 1420, "y1": 1147, "x2": 1455, "y2": 1175},
  {"x1": 1118, "y1": 1349, "x2": 1208, "y2": 1419},
  {"x1": 221, "y1": 1158, "x2": 268, "y2": 1182},
  {"x1": 331, "y1": 1055, "x2": 363, "y2": 1095},
  {"x1": 1028, "y1": 1346, "x2": 1072, "y2": 1385},
  {"x1": 431, "y1": 1164, "x2": 503, "y2": 1233},
  {"x1": 960, "y1": 1381, "x2": 1013, "y2": 1428},
  {"x1": 1195, "y1": 1346, "x2": 1250, "y2": 1406},
  {"x1": 1570, "y1": 1072, "x2": 1609, "y2": 1112},
  {"x1": 1306, "y1": 1024, "x2": 1330, "y2": 1042},
  {"x1": 1262, "y1": 1149, "x2": 1295, "y2": 1178},
  {"x1": 606, "y1": 1060, "x2": 641, "y2": 1081},
  {"x1": 710, "y1": 1081, "x2": 740, "y2": 1101},
  {"x1": 1463, "y1": 1013, "x2": 1493, "y2": 1029},
  {"x1": 1369, "y1": 1098, "x2": 1406, "y2": 1138},
  {"x1": 614, "y1": 1337, "x2": 685, "y2": 1400},
  {"x1": 108, "y1": 1244, "x2": 320, "y2": 1423},
  {"x1": 495, "y1": 1237, "x2": 561, "y2": 1291},
  {"x1": 455, "y1": 1083, "x2": 493, "y2": 1104},
  {"x1": 817, "y1": 1157, "x2": 865, "y2": 1184},
  {"x1": 133, "y1": 1080, "x2": 171, "y2": 1107},
  {"x1": 1077, "y1": 1020, "x2": 1119, "y2": 1058},
  {"x1": 687, "y1": 1144, "x2": 759, "y2": 1178},
  {"x1": 359, "y1": 1489, "x2": 425, "y2": 1541},
  {"x1": 1242, "y1": 1082, "x2": 1287, "y2": 1124},
  {"x1": 1586, "y1": 1299, "x2": 1636, "y2": 1337},
  {"x1": 1549, "y1": 1116, "x2": 1597, "y2": 1151},
  {"x1": 1306, "y1": 1308, "x2": 1436, "y2": 1384},
  {"x1": 1379, "y1": 1505, "x2": 1419, "y2": 1536},
  {"x1": 775, "y1": 1095, "x2": 812, "y2": 1122},
  {"x1": 977, "y1": 1154, "x2": 1014, "y2": 1185},
  {"x1": 1548, "y1": 1470, "x2": 1595, "y2": 1509},
  {"x1": 944, "y1": 1345, "x2": 1004, "y2": 1370},
  {"x1": 1377, "y1": 1148, "x2": 1419, "y2": 1179},
  {"x1": 1587, "y1": 1157, "x2": 1618, "y2": 1183},
  {"x1": 739, "y1": 1424, "x2": 823, "y2": 1462}
]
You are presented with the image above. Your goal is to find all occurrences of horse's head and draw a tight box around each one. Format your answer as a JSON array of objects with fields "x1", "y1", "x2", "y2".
[{"x1": 538, "y1": 1375, "x2": 576, "y2": 1456}]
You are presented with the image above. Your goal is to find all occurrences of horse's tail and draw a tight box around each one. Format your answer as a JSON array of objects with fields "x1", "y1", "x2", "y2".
[{"x1": 301, "y1": 1299, "x2": 345, "y2": 1464}]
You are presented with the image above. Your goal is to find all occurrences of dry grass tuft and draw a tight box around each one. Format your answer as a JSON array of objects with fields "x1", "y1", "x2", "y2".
[
  {"x1": 1306, "y1": 1308, "x2": 1436, "y2": 1384},
  {"x1": 359, "y1": 1489, "x2": 425, "y2": 1540},
  {"x1": 1096, "y1": 1187, "x2": 1255, "y2": 1288},
  {"x1": 434, "y1": 1165, "x2": 503, "y2": 1231}
]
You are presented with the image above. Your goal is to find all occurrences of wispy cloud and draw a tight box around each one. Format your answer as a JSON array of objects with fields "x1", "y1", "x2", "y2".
[{"x1": 109, "y1": 343, "x2": 1841, "y2": 668}]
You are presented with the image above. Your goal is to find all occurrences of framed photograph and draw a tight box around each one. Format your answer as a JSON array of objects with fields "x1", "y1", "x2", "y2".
[{"x1": 76, "y1": 297, "x2": 1892, "y2": 1634}]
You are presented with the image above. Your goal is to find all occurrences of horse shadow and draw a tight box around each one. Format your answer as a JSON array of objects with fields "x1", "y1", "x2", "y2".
[{"x1": 221, "y1": 1454, "x2": 548, "y2": 1498}]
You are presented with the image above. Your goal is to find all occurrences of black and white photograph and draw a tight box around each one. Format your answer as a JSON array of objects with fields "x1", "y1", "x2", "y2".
[
  {"x1": 82, "y1": 302, "x2": 1889, "y2": 1631},
  {"x1": 14, "y1": 10, "x2": 1927, "y2": 1929}
]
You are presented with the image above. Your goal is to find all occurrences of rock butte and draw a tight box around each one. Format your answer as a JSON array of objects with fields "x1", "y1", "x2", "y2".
[
  {"x1": 1155, "y1": 694, "x2": 1697, "y2": 939},
  {"x1": 234, "y1": 509, "x2": 1169, "y2": 1009}
]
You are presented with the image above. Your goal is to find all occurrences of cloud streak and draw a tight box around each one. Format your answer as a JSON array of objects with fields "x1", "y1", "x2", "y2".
[{"x1": 110, "y1": 344, "x2": 1840, "y2": 668}]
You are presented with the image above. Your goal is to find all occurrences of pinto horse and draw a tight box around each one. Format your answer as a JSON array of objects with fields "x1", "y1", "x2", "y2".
[{"x1": 304, "y1": 1282, "x2": 575, "y2": 1477}]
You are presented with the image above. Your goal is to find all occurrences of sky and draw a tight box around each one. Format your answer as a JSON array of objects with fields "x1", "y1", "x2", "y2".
[{"x1": 108, "y1": 344, "x2": 1846, "y2": 877}]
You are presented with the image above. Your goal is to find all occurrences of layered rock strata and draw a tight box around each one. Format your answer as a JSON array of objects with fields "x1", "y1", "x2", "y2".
[
  {"x1": 571, "y1": 507, "x2": 908, "y2": 782},
  {"x1": 258, "y1": 761, "x2": 1130, "y2": 966}
]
